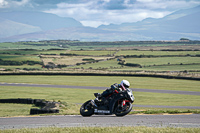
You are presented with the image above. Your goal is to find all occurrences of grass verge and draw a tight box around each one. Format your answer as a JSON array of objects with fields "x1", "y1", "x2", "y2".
[
  {"x1": 130, "y1": 108, "x2": 200, "y2": 115},
  {"x1": 1, "y1": 126, "x2": 200, "y2": 133}
]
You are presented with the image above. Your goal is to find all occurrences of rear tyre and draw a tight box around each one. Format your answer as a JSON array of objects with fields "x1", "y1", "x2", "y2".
[
  {"x1": 115, "y1": 102, "x2": 132, "y2": 117},
  {"x1": 80, "y1": 100, "x2": 94, "y2": 117}
]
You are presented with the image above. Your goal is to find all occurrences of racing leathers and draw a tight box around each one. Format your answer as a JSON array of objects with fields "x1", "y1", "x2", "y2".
[{"x1": 95, "y1": 83, "x2": 125, "y2": 101}]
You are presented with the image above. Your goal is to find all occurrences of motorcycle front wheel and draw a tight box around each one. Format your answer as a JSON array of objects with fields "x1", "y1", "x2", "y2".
[
  {"x1": 115, "y1": 101, "x2": 133, "y2": 117},
  {"x1": 80, "y1": 100, "x2": 94, "y2": 117}
]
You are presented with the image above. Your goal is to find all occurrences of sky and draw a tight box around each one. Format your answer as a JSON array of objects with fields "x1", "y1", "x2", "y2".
[{"x1": 0, "y1": 0, "x2": 200, "y2": 27}]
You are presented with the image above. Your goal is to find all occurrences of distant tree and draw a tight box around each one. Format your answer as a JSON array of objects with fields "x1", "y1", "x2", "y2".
[
  {"x1": 124, "y1": 63, "x2": 141, "y2": 67},
  {"x1": 45, "y1": 62, "x2": 56, "y2": 69},
  {"x1": 82, "y1": 58, "x2": 95, "y2": 61},
  {"x1": 180, "y1": 38, "x2": 190, "y2": 41}
]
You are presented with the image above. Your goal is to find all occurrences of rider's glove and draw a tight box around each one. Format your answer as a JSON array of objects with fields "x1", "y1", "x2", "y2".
[{"x1": 111, "y1": 83, "x2": 118, "y2": 90}]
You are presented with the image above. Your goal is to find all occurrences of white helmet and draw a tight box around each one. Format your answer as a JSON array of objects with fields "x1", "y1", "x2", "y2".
[{"x1": 120, "y1": 80, "x2": 130, "y2": 90}]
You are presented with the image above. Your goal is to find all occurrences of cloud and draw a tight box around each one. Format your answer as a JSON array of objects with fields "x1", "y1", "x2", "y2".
[
  {"x1": 44, "y1": 0, "x2": 174, "y2": 27},
  {"x1": 0, "y1": 0, "x2": 30, "y2": 8},
  {"x1": 135, "y1": 0, "x2": 200, "y2": 10},
  {"x1": 81, "y1": 20, "x2": 110, "y2": 28},
  {"x1": 101, "y1": 0, "x2": 128, "y2": 10},
  {"x1": 1, "y1": 0, "x2": 200, "y2": 27},
  {"x1": 0, "y1": 0, "x2": 8, "y2": 8}
]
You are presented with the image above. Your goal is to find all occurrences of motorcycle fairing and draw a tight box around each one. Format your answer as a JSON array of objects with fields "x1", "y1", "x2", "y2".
[{"x1": 109, "y1": 92, "x2": 128, "y2": 114}]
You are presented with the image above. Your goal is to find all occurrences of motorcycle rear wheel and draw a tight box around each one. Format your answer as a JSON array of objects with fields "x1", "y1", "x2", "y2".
[
  {"x1": 115, "y1": 102, "x2": 132, "y2": 117},
  {"x1": 80, "y1": 100, "x2": 94, "y2": 117}
]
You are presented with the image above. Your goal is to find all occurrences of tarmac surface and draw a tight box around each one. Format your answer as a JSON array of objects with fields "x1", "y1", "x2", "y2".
[{"x1": 0, "y1": 114, "x2": 200, "y2": 129}]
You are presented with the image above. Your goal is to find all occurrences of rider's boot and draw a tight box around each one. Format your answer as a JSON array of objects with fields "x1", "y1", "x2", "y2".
[
  {"x1": 90, "y1": 99, "x2": 98, "y2": 107},
  {"x1": 94, "y1": 93, "x2": 102, "y2": 102}
]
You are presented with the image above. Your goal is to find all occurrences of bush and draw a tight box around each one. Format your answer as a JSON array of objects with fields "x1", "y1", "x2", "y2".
[
  {"x1": 82, "y1": 58, "x2": 95, "y2": 61},
  {"x1": 124, "y1": 63, "x2": 141, "y2": 67},
  {"x1": 4, "y1": 69, "x2": 12, "y2": 71},
  {"x1": 57, "y1": 64, "x2": 67, "y2": 68},
  {"x1": 0, "y1": 59, "x2": 42, "y2": 66},
  {"x1": 0, "y1": 60, "x2": 23, "y2": 66}
]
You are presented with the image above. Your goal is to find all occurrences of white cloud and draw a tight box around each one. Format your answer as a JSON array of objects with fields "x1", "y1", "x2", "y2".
[
  {"x1": 44, "y1": 0, "x2": 174, "y2": 27},
  {"x1": 45, "y1": 2, "x2": 102, "y2": 20},
  {"x1": 81, "y1": 20, "x2": 110, "y2": 28},
  {"x1": 136, "y1": 0, "x2": 200, "y2": 10},
  {"x1": 0, "y1": 0, "x2": 30, "y2": 8},
  {"x1": 0, "y1": 0, "x2": 8, "y2": 8},
  {"x1": 16, "y1": 0, "x2": 29, "y2": 6}
]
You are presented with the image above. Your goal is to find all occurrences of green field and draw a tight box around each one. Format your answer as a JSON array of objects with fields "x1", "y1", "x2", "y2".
[
  {"x1": 71, "y1": 56, "x2": 200, "y2": 72},
  {"x1": 1, "y1": 126, "x2": 200, "y2": 133},
  {"x1": 0, "y1": 42, "x2": 63, "y2": 50},
  {"x1": 72, "y1": 59, "x2": 118, "y2": 69},
  {"x1": 0, "y1": 54, "x2": 41, "y2": 62},
  {"x1": 0, "y1": 75, "x2": 200, "y2": 91},
  {"x1": 1, "y1": 40, "x2": 200, "y2": 50},
  {"x1": 0, "y1": 64, "x2": 43, "y2": 70},
  {"x1": 112, "y1": 64, "x2": 200, "y2": 71},
  {"x1": 0, "y1": 47, "x2": 200, "y2": 73},
  {"x1": 42, "y1": 56, "x2": 112, "y2": 66},
  {"x1": 0, "y1": 50, "x2": 115, "y2": 56},
  {"x1": 1, "y1": 49, "x2": 200, "y2": 56},
  {"x1": 124, "y1": 57, "x2": 200, "y2": 66},
  {"x1": 0, "y1": 49, "x2": 67, "y2": 55},
  {"x1": 0, "y1": 54, "x2": 43, "y2": 70},
  {"x1": 67, "y1": 50, "x2": 116, "y2": 56},
  {"x1": 116, "y1": 50, "x2": 200, "y2": 56}
]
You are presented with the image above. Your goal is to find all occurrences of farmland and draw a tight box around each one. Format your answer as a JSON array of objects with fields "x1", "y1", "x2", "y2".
[{"x1": 0, "y1": 40, "x2": 200, "y2": 79}]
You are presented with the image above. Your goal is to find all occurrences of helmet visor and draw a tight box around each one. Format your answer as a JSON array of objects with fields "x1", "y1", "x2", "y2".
[
  {"x1": 123, "y1": 83, "x2": 129, "y2": 88},
  {"x1": 121, "y1": 83, "x2": 129, "y2": 90}
]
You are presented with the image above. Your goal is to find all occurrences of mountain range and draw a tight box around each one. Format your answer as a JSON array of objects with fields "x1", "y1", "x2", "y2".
[{"x1": 0, "y1": 5, "x2": 200, "y2": 42}]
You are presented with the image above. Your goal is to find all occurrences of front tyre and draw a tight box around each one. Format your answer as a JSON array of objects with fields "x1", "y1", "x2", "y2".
[
  {"x1": 80, "y1": 100, "x2": 94, "y2": 117},
  {"x1": 115, "y1": 102, "x2": 132, "y2": 117}
]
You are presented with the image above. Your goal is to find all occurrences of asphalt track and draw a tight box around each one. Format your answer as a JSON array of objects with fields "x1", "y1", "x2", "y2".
[
  {"x1": 1, "y1": 82, "x2": 200, "y2": 109},
  {"x1": 1, "y1": 114, "x2": 200, "y2": 129}
]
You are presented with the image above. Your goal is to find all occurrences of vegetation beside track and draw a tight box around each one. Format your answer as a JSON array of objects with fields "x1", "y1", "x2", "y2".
[{"x1": 1, "y1": 126, "x2": 200, "y2": 133}]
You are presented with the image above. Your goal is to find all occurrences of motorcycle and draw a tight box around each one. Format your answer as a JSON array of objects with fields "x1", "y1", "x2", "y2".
[{"x1": 80, "y1": 88, "x2": 134, "y2": 117}]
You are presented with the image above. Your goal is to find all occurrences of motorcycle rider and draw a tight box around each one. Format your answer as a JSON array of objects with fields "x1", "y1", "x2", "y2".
[{"x1": 94, "y1": 80, "x2": 130, "y2": 103}]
